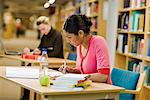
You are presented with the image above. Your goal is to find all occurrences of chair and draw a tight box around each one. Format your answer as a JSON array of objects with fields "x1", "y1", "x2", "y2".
[
  {"x1": 67, "y1": 52, "x2": 77, "y2": 61},
  {"x1": 111, "y1": 68, "x2": 145, "y2": 100}
]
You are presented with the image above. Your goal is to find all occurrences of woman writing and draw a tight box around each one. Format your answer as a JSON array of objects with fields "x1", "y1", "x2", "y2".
[{"x1": 59, "y1": 15, "x2": 111, "y2": 84}]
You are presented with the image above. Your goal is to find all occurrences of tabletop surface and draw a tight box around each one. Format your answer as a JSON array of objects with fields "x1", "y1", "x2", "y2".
[
  {"x1": 0, "y1": 67, "x2": 124, "y2": 96},
  {"x1": 0, "y1": 54, "x2": 76, "y2": 65}
]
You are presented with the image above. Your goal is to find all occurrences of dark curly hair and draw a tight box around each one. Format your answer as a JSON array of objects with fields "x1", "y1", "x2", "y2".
[{"x1": 63, "y1": 14, "x2": 92, "y2": 35}]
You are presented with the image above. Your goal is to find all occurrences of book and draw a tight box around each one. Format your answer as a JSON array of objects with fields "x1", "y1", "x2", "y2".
[
  {"x1": 48, "y1": 71, "x2": 63, "y2": 77},
  {"x1": 138, "y1": 14, "x2": 145, "y2": 32},
  {"x1": 6, "y1": 67, "x2": 39, "y2": 79},
  {"x1": 93, "y1": 1, "x2": 99, "y2": 14},
  {"x1": 117, "y1": 34, "x2": 123, "y2": 53},
  {"x1": 51, "y1": 74, "x2": 91, "y2": 90},
  {"x1": 130, "y1": 35, "x2": 144, "y2": 55},
  {"x1": 122, "y1": 35, "x2": 128, "y2": 53},
  {"x1": 124, "y1": 0, "x2": 130, "y2": 8},
  {"x1": 147, "y1": 39, "x2": 150, "y2": 57},
  {"x1": 128, "y1": 61, "x2": 142, "y2": 72},
  {"x1": 118, "y1": 12, "x2": 129, "y2": 31},
  {"x1": 56, "y1": 74, "x2": 90, "y2": 81},
  {"x1": 144, "y1": 66, "x2": 150, "y2": 86},
  {"x1": 131, "y1": 11, "x2": 144, "y2": 32}
]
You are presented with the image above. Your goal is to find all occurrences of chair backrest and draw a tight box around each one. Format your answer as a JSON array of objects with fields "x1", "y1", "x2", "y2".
[
  {"x1": 67, "y1": 52, "x2": 77, "y2": 61},
  {"x1": 136, "y1": 72, "x2": 145, "y2": 92},
  {"x1": 111, "y1": 68, "x2": 140, "y2": 100}
]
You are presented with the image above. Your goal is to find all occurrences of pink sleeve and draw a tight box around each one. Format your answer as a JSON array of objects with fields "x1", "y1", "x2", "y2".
[{"x1": 94, "y1": 37, "x2": 110, "y2": 75}]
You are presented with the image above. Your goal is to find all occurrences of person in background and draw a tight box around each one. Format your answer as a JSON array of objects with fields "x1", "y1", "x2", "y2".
[
  {"x1": 24, "y1": 16, "x2": 64, "y2": 58},
  {"x1": 59, "y1": 15, "x2": 111, "y2": 84},
  {"x1": 22, "y1": 16, "x2": 64, "y2": 100},
  {"x1": 16, "y1": 18, "x2": 25, "y2": 38}
]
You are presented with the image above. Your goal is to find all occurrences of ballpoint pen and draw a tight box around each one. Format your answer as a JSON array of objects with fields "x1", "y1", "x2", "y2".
[{"x1": 62, "y1": 59, "x2": 67, "y2": 74}]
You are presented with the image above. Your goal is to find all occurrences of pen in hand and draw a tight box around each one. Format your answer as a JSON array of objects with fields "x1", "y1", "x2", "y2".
[{"x1": 62, "y1": 60, "x2": 67, "y2": 74}]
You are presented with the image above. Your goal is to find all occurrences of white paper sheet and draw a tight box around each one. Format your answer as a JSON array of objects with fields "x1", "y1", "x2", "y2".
[
  {"x1": 6, "y1": 67, "x2": 39, "y2": 79},
  {"x1": 48, "y1": 71, "x2": 63, "y2": 77}
]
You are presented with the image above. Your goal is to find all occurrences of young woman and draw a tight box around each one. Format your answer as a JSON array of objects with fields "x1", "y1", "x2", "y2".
[
  {"x1": 24, "y1": 16, "x2": 64, "y2": 58},
  {"x1": 59, "y1": 15, "x2": 111, "y2": 84}
]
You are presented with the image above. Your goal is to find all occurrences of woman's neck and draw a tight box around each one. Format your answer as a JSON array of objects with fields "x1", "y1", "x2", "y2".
[
  {"x1": 45, "y1": 25, "x2": 51, "y2": 35},
  {"x1": 82, "y1": 34, "x2": 91, "y2": 49}
]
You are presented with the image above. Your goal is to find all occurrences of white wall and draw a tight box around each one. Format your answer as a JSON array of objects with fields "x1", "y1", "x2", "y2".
[{"x1": 106, "y1": 0, "x2": 119, "y2": 67}]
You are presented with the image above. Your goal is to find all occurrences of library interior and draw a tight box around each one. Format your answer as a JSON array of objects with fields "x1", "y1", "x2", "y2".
[{"x1": 0, "y1": 0, "x2": 150, "y2": 100}]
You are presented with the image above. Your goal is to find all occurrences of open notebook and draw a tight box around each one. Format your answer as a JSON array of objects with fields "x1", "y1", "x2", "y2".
[
  {"x1": 0, "y1": 40, "x2": 22, "y2": 55},
  {"x1": 6, "y1": 67, "x2": 39, "y2": 79}
]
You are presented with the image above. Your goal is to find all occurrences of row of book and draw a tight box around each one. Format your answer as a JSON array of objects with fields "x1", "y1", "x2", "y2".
[
  {"x1": 75, "y1": 1, "x2": 99, "y2": 17},
  {"x1": 131, "y1": 11, "x2": 145, "y2": 32},
  {"x1": 116, "y1": 33, "x2": 150, "y2": 58},
  {"x1": 128, "y1": 60, "x2": 142, "y2": 72},
  {"x1": 116, "y1": 34, "x2": 128, "y2": 53},
  {"x1": 91, "y1": 17, "x2": 98, "y2": 30},
  {"x1": 128, "y1": 60, "x2": 150, "y2": 86},
  {"x1": 74, "y1": 1, "x2": 98, "y2": 34},
  {"x1": 128, "y1": 62, "x2": 150, "y2": 86},
  {"x1": 144, "y1": 66, "x2": 150, "y2": 86},
  {"x1": 124, "y1": 0, "x2": 146, "y2": 8},
  {"x1": 118, "y1": 12, "x2": 129, "y2": 31},
  {"x1": 147, "y1": 39, "x2": 150, "y2": 57},
  {"x1": 130, "y1": 35, "x2": 144, "y2": 56},
  {"x1": 118, "y1": 11, "x2": 145, "y2": 32}
]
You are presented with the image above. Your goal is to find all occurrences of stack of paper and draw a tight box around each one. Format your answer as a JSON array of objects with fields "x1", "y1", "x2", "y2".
[
  {"x1": 51, "y1": 74, "x2": 91, "y2": 90},
  {"x1": 48, "y1": 71, "x2": 63, "y2": 77},
  {"x1": 6, "y1": 67, "x2": 39, "y2": 79}
]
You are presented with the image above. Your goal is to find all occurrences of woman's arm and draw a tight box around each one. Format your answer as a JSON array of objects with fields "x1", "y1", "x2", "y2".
[
  {"x1": 66, "y1": 67, "x2": 81, "y2": 74},
  {"x1": 59, "y1": 66, "x2": 81, "y2": 74},
  {"x1": 89, "y1": 73, "x2": 108, "y2": 82}
]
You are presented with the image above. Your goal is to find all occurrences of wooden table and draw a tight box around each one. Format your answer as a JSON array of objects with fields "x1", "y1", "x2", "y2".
[
  {"x1": 0, "y1": 54, "x2": 76, "y2": 68},
  {"x1": 0, "y1": 67, "x2": 124, "y2": 100}
]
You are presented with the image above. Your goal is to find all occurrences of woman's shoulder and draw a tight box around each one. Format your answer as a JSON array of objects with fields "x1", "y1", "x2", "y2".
[{"x1": 92, "y1": 35, "x2": 106, "y2": 43}]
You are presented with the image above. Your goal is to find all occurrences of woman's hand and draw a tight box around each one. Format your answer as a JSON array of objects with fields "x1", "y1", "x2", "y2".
[
  {"x1": 23, "y1": 48, "x2": 30, "y2": 54},
  {"x1": 58, "y1": 65, "x2": 69, "y2": 74},
  {"x1": 59, "y1": 65, "x2": 81, "y2": 74},
  {"x1": 33, "y1": 48, "x2": 41, "y2": 55}
]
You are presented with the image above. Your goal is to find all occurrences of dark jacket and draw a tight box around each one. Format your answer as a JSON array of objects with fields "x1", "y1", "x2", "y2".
[{"x1": 38, "y1": 27, "x2": 64, "y2": 58}]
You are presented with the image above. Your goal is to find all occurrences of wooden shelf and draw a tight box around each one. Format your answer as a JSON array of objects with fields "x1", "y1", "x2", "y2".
[
  {"x1": 129, "y1": 31, "x2": 145, "y2": 34},
  {"x1": 116, "y1": 0, "x2": 147, "y2": 69},
  {"x1": 116, "y1": 1, "x2": 149, "y2": 99},
  {"x1": 128, "y1": 53, "x2": 143, "y2": 60},
  {"x1": 144, "y1": 86, "x2": 150, "y2": 90},
  {"x1": 89, "y1": 0, "x2": 98, "y2": 3},
  {"x1": 119, "y1": 8, "x2": 130, "y2": 12},
  {"x1": 91, "y1": 29, "x2": 98, "y2": 32},
  {"x1": 115, "y1": 0, "x2": 150, "y2": 100},
  {"x1": 144, "y1": 56, "x2": 150, "y2": 62},
  {"x1": 55, "y1": 0, "x2": 107, "y2": 52},
  {"x1": 130, "y1": 6, "x2": 146, "y2": 11},
  {"x1": 88, "y1": 14, "x2": 98, "y2": 18},
  {"x1": 119, "y1": 6, "x2": 146, "y2": 12},
  {"x1": 146, "y1": 32, "x2": 150, "y2": 34},
  {"x1": 116, "y1": 52, "x2": 127, "y2": 56},
  {"x1": 75, "y1": 1, "x2": 86, "y2": 8},
  {"x1": 117, "y1": 30, "x2": 128, "y2": 33}
]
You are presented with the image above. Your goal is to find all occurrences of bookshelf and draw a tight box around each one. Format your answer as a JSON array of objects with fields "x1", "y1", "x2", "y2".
[
  {"x1": 53, "y1": 0, "x2": 107, "y2": 55},
  {"x1": 115, "y1": 0, "x2": 150, "y2": 99},
  {"x1": 57, "y1": 0, "x2": 107, "y2": 38}
]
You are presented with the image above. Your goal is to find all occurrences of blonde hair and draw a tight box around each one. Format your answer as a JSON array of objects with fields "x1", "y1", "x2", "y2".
[{"x1": 36, "y1": 16, "x2": 50, "y2": 25}]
